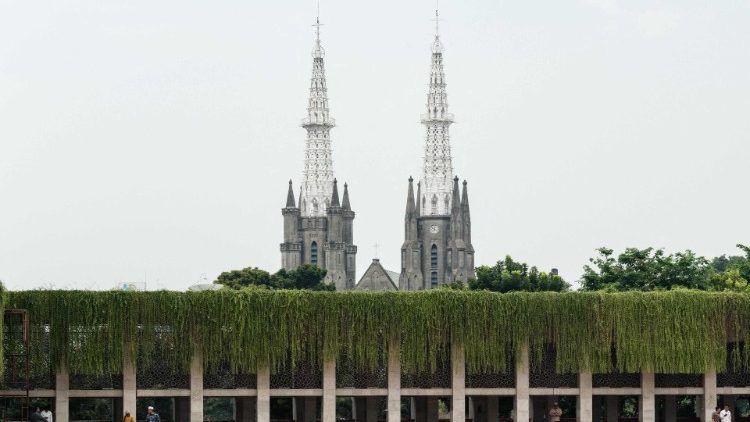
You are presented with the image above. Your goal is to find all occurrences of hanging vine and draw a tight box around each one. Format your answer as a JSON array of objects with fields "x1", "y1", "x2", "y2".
[{"x1": 3, "y1": 289, "x2": 750, "y2": 378}]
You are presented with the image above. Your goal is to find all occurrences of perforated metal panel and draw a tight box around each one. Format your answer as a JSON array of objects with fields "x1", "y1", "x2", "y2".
[
  {"x1": 336, "y1": 346, "x2": 387, "y2": 388},
  {"x1": 270, "y1": 357, "x2": 322, "y2": 389},
  {"x1": 718, "y1": 343, "x2": 750, "y2": 387},
  {"x1": 204, "y1": 360, "x2": 257, "y2": 389},
  {"x1": 592, "y1": 373, "x2": 641, "y2": 388},
  {"x1": 654, "y1": 374, "x2": 702, "y2": 388},
  {"x1": 530, "y1": 346, "x2": 578, "y2": 388},
  {"x1": 29, "y1": 325, "x2": 54, "y2": 390},
  {"x1": 136, "y1": 327, "x2": 189, "y2": 389},
  {"x1": 466, "y1": 354, "x2": 515, "y2": 388},
  {"x1": 401, "y1": 358, "x2": 452, "y2": 389},
  {"x1": 70, "y1": 373, "x2": 123, "y2": 390}
]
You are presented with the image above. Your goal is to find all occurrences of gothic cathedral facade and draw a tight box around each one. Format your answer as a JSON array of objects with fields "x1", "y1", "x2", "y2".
[
  {"x1": 279, "y1": 19, "x2": 357, "y2": 291},
  {"x1": 280, "y1": 13, "x2": 473, "y2": 291},
  {"x1": 399, "y1": 24, "x2": 475, "y2": 290}
]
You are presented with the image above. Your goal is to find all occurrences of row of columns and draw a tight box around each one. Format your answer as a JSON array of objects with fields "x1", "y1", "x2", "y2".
[{"x1": 48, "y1": 344, "x2": 723, "y2": 422}]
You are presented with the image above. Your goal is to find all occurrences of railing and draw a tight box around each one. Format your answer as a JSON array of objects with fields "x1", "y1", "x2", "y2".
[
  {"x1": 420, "y1": 112, "x2": 454, "y2": 123},
  {"x1": 301, "y1": 117, "x2": 335, "y2": 126}
]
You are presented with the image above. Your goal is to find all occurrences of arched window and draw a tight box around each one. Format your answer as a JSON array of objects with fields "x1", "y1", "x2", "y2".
[
  {"x1": 311, "y1": 241, "x2": 318, "y2": 266},
  {"x1": 431, "y1": 244, "x2": 438, "y2": 269},
  {"x1": 431, "y1": 195, "x2": 438, "y2": 215},
  {"x1": 431, "y1": 271, "x2": 438, "y2": 288}
]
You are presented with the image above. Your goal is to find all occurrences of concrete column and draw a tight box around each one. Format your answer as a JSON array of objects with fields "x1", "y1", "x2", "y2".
[
  {"x1": 664, "y1": 396, "x2": 677, "y2": 422},
  {"x1": 606, "y1": 396, "x2": 619, "y2": 422},
  {"x1": 366, "y1": 397, "x2": 378, "y2": 422},
  {"x1": 640, "y1": 373, "x2": 655, "y2": 422},
  {"x1": 122, "y1": 347, "x2": 137, "y2": 418},
  {"x1": 515, "y1": 348, "x2": 530, "y2": 422},
  {"x1": 487, "y1": 396, "x2": 499, "y2": 422},
  {"x1": 580, "y1": 372, "x2": 593, "y2": 422},
  {"x1": 388, "y1": 340, "x2": 402, "y2": 422},
  {"x1": 55, "y1": 366, "x2": 69, "y2": 422},
  {"x1": 322, "y1": 357, "x2": 336, "y2": 422},
  {"x1": 703, "y1": 371, "x2": 717, "y2": 422},
  {"x1": 452, "y1": 343, "x2": 466, "y2": 422},
  {"x1": 257, "y1": 365, "x2": 271, "y2": 422},
  {"x1": 190, "y1": 349, "x2": 204, "y2": 422}
]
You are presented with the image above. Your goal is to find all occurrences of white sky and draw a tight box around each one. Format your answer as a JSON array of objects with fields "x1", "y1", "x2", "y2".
[{"x1": 1, "y1": 0, "x2": 748, "y2": 291}]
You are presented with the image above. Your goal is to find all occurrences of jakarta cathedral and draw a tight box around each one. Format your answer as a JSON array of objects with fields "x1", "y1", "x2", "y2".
[{"x1": 280, "y1": 13, "x2": 475, "y2": 291}]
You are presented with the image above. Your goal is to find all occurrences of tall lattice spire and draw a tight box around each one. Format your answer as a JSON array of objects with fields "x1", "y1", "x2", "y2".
[
  {"x1": 300, "y1": 13, "x2": 336, "y2": 217},
  {"x1": 420, "y1": 8, "x2": 454, "y2": 216}
]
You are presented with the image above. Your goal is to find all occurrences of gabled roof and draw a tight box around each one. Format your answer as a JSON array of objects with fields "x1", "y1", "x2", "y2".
[{"x1": 355, "y1": 259, "x2": 398, "y2": 291}]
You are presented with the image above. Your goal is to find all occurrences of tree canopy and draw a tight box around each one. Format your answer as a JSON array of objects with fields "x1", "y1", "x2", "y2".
[
  {"x1": 581, "y1": 244, "x2": 750, "y2": 292},
  {"x1": 214, "y1": 264, "x2": 334, "y2": 291},
  {"x1": 464, "y1": 255, "x2": 570, "y2": 292}
]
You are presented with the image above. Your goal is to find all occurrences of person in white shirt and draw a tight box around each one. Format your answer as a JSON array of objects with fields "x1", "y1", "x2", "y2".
[
  {"x1": 40, "y1": 407, "x2": 53, "y2": 422},
  {"x1": 720, "y1": 405, "x2": 732, "y2": 422}
]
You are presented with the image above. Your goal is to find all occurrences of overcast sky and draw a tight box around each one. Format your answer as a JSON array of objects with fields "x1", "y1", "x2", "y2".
[{"x1": 1, "y1": 0, "x2": 748, "y2": 291}]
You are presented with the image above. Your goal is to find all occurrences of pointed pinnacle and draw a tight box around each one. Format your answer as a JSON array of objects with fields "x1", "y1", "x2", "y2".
[
  {"x1": 286, "y1": 180, "x2": 296, "y2": 208},
  {"x1": 406, "y1": 177, "x2": 416, "y2": 215},
  {"x1": 342, "y1": 182, "x2": 351, "y2": 210},
  {"x1": 331, "y1": 178, "x2": 340, "y2": 207}
]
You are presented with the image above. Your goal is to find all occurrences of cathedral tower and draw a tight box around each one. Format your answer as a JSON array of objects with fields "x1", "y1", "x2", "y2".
[
  {"x1": 280, "y1": 17, "x2": 357, "y2": 290},
  {"x1": 399, "y1": 12, "x2": 474, "y2": 290}
]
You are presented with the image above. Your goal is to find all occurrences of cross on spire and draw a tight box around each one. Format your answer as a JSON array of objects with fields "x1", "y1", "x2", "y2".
[{"x1": 433, "y1": 8, "x2": 440, "y2": 37}]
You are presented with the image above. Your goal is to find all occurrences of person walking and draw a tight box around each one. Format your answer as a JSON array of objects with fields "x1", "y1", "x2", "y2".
[
  {"x1": 30, "y1": 408, "x2": 46, "y2": 422},
  {"x1": 549, "y1": 402, "x2": 563, "y2": 422},
  {"x1": 40, "y1": 407, "x2": 53, "y2": 422},
  {"x1": 122, "y1": 411, "x2": 135, "y2": 422},
  {"x1": 146, "y1": 406, "x2": 161, "y2": 422},
  {"x1": 712, "y1": 406, "x2": 722, "y2": 422},
  {"x1": 720, "y1": 405, "x2": 732, "y2": 422}
]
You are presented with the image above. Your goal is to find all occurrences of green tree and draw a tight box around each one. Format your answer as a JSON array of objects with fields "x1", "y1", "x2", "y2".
[
  {"x1": 468, "y1": 255, "x2": 569, "y2": 292},
  {"x1": 214, "y1": 267, "x2": 273, "y2": 289},
  {"x1": 581, "y1": 246, "x2": 750, "y2": 292},
  {"x1": 271, "y1": 265, "x2": 334, "y2": 291},
  {"x1": 214, "y1": 264, "x2": 333, "y2": 290}
]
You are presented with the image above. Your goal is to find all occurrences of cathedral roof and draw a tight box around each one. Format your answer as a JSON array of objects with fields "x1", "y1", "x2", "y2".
[{"x1": 356, "y1": 259, "x2": 398, "y2": 291}]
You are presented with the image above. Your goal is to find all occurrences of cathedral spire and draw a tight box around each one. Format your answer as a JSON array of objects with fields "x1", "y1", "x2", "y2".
[
  {"x1": 300, "y1": 14, "x2": 336, "y2": 217},
  {"x1": 286, "y1": 180, "x2": 296, "y2": 208},
  {"x1": 420, "y1": 9, "x2": 454, "y2": 216}
]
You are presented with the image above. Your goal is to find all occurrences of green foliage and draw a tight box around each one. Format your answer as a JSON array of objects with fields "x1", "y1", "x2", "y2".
[
  {"x1": 469, "y1": 256, "x2": 569, "y2": 292},
  {"x1": 214, "y1": 267, "x2": 273, "y2": 289},
  {"x1": 582, "y1": 245, "x2": 750, "y2": 292},
  {"x1": 214, "y1": 264, "x2": 333, "y2": 291},
  {"x1": 6, "y1": 289, "x2": 750, "y2": 379}
]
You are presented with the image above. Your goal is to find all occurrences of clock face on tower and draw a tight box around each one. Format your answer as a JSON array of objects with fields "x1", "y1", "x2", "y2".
[{"x1": 429, "y1": 224, "x2": 440, "y2": 234}]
